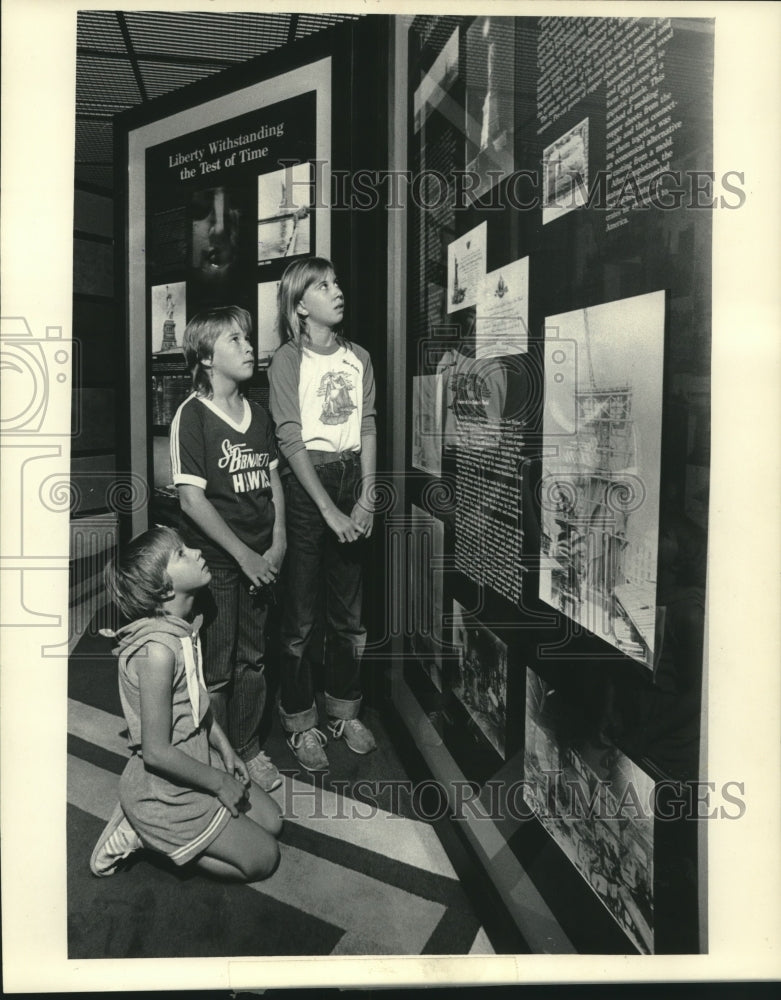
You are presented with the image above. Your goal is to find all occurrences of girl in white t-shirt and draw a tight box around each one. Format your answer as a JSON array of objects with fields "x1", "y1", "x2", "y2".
[{"x1": 268, "y1": 257, "x2": 377, "y2": 773}]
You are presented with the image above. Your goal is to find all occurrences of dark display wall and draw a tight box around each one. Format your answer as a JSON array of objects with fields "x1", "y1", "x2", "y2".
[{"x1": 400, "y1": 14, "x2": 713, "y2": 954}]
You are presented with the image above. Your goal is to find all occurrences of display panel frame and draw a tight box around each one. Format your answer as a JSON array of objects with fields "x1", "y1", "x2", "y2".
[{"x1": 116, "y1": 34, "x2": 345, "y2": 539}]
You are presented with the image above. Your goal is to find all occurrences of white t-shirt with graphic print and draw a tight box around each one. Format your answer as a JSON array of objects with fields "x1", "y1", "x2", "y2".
[{"x1": 268, "y1": 340, "x2": 376, "y2": 459}]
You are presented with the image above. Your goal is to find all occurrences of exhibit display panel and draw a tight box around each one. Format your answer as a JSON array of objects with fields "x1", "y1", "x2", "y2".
[
  {"x1": 394, "y1": 14, "x2": 713, "y2": 954},
  {"x1": 123, "y1": 60, "x2": 330, "y2": 535},
  {"x1": 117, "y1": 20, "x2": 388, "y2": 540}
]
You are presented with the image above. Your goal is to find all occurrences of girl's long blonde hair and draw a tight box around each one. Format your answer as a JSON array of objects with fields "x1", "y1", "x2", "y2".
[{"x1": 277, "y1": 256, "x2": 344, "y2": 351}]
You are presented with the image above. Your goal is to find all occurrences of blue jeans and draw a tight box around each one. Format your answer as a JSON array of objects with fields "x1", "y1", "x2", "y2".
[
  {"x1": 199, "y1": 558, "x2": 267, "y2": 761},
  {"x1": 279, "y1": 455, "x2": 366, "y2": 732}
]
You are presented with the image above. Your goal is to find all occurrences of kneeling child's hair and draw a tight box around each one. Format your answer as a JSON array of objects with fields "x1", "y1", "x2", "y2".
[{"x1": 105, "y1": 525, "x2": 183, "y2": 622}]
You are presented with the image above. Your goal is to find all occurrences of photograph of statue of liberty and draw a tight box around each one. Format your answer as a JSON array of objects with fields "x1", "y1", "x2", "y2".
[{"x1": 150, "y1": 281, "x2": 186, "y2": 356}]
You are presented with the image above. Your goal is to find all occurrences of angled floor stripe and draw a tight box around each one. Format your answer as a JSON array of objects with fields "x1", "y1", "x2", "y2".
[
  {"x1": 279, "y1": 820, "x2": 465, "y2": 907},
  {"x1": 69, "y1": 754, "x2": 124, "y2": 823},
  {"x1": 470, "y1": 926, "x2": 495, "y2": 954},
  {"x1": 329, "y1": 930, "x2": 401, "y2": 955},
  {"x1": 253, "y1": 843, "x2": 446, "y2": 954},
  {"x1": 68, "y1": 698, "x2": 129, "y2": 757},
  {"x1": 269, "y1": 778, "x2": 457, "y2": 879}
]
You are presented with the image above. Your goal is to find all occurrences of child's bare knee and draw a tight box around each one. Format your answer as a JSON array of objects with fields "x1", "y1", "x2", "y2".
[
  {"x1": 248, "y1": 785, "x2": 284, "y2": 837},
  {"x1": 266, "y1": 811, "x2": 283, "y2": 838},
  {"x1": 245, "y1": 838, "x2": 280, "y2": 882}
]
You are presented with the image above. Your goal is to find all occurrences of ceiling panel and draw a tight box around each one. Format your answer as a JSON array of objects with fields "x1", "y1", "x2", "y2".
[
  {"x1": 296, "y1": 13, "x2": 360, "y2": 39},
  {"x1": 74, "y1": 11, "x2": 363, "y2": 193},
  {"x1": 76, "y1": 10, "x2": 127, "y2": 53},
  {"x1": 137, "y1": 60, "x2": 234, "y2": 100},
  {"x1": 76, "y1": 53, "x2": 142, "y2": 113},
  {"x1": 123, "y1": 11, "x2": 292, "y2": 62}
]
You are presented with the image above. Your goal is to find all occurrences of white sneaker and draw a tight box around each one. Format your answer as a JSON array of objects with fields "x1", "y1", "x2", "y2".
[
  {"x1": 245, "y1": 750, "x2": 283, "y2": 792},
  {"x1": 287, "y1": 727, "x2": 329, "y2": 772},
  {"x1": 90, "y1": 802, "x2": 143, "y2": 877},
  {"x1": 328, "y1": 717, "x2": 377, "y2": 755}
]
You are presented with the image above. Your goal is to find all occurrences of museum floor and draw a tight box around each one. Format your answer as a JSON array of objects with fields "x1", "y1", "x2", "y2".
[{"x1": 66, "y1": 610, "x2": 496, "y2": 959}]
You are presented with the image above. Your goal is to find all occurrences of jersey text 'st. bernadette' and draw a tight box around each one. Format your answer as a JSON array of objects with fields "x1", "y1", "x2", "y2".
[{"x1": 170, "y1": 395, "x2": 278, "y2": 559}]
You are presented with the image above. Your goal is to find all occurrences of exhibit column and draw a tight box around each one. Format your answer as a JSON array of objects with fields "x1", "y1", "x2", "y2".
[{"x1": 387, "y1": 15, "x2": 409, "y2": 681}]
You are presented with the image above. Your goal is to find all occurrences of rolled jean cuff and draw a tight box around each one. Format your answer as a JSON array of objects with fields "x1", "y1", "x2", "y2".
[
  {"x1": 325, "y1": 692, "x2": 361, "y2": 721},
  {"x1": 236, "y1": 737, "x2": 261, "y2": 763},
  {"x1": 279, "y1": 701, "x2": 318, "y2": 734}
]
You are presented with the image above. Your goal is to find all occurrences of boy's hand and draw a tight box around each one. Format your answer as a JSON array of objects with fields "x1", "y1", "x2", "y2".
[
  {"x1": 238, "y1": 548, "x2": 278, "y2": 588},
  {"x1": 264, "y1": 540, "x2": 287, "y2": 575}
]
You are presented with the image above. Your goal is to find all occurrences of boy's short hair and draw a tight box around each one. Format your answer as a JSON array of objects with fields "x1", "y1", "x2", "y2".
[
  {"x1": 182, "y1": 305, "x2": 253, "y2": 396},
  {"x1": 105, "y1": 525, "x2": 182, "y2": 622}
]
